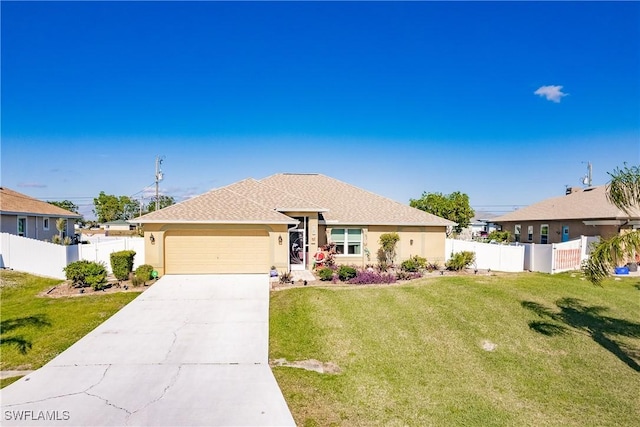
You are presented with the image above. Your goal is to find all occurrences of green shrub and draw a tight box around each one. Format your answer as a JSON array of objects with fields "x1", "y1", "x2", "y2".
[
  {"x1": 110, "y1": 250, "x2": 136, "y2": 280},
  {"x1": 446, "y1": 251, "x2": 476, "y2": 271},
  {"x1": 487, "y1": 230, "x2": 511, "y2": 243},
  {"x1": 337, "y1": 265, "x2": 357, "y2": 281},
  {"x1": 64, "y1": 260, "x2": 107, "y2": 290},
  {"x1": 135, "y1": 264, "x2": 154, "y2": 285},
  {"x1": 318, "y1": 267, "x2": 334, "y2": 281},
  {"x1": 401, "y1": 255, "x2": 428, "y2": 272},
  {"x1": 426, "y1": 261, "x2": 441, "y2": 272}
]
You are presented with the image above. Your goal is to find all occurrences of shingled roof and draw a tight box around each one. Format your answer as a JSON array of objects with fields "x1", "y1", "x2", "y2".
[
  {"x1": 0, "y1": 187, "x2": 81, "y2": 218},
  {"x1": 136, "y1": 173, "x2": 455, "y2": 226},
  {"x1": 134, "y1": 184, "x2": 296, "y2": 224},
  {"x1": 260, "y1": 173, "x2": 455, "y2": 226},
  {"x1": 492, "y1": 185, "x2": 640, "y2": 223}
]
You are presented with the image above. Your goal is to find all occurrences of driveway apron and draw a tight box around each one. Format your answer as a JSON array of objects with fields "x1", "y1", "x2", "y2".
[{"x1": 0, "y1": 275, "x2": 295, "y2": 426}]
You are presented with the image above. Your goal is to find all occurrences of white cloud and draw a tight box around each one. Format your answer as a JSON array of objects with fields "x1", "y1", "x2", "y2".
[{"x1": 534, "y1": 85, "x2": 568, "y2": 103}]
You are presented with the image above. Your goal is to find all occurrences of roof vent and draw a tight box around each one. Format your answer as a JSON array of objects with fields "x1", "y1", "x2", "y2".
[{"x1": 565, "y1": 186, "x2": 582, "y2": 195}]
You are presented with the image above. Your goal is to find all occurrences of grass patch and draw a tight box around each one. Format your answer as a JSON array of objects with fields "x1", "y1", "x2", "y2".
[
  {"x1": 270, "y1": 273, "x2": 640, "y2": 426},
  {"x1": 0, "y1": 270, "x2": 141, "y2": 371},
  {"x1": 1, "y1": 376, "x2": 23, "y2": 388}
]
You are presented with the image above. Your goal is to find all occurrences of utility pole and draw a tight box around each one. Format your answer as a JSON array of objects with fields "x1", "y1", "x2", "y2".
[{"x1": 155, "y1": 156, "x2": 164, "y2": 211}]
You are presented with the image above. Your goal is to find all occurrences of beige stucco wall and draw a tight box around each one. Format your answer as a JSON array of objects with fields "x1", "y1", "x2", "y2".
[
  {"x1": 368, "y1": 225, "x2": 447, "y2": 264},
  {"x1": 319, "y1": 224, "x2": 447, "y2": 267},
  {"x1": 497, "y1": 220, "x2": 620, "y2": 244},
  {"x1": 142, "y1": 223, "x2": 289, "y2": 276}
]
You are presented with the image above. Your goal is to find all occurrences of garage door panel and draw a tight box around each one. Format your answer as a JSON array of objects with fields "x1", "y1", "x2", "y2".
[{"x1": 165, "y1": 230, "x2": 269, "y2": 274}]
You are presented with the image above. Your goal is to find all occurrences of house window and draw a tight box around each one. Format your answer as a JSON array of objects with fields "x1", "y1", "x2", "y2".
[
  {"x1": 17, "y1": 217, "x2": 27, "y2": 237},
  {"x1": 43, "y1": 217, "x2": 50, "y2": 230},
  {"x1": 514, "y1": 224, "x2": 521, "y2": 243},
  {"x1": 540, "y1": 224, "x2": 549, "y2": 244},
  {"x1": 330, "y1": 228, "x2": 362, "y2": 255},
  {"x1": 527, "y1": 225, "x2": 533, "y2": 241}
]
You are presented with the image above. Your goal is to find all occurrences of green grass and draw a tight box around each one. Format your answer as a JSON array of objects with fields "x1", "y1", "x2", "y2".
[
  {"x1": 0, "y1": 270, "x2": 141, "y2": 372},
  {"x1": 270, "y1": 273, "x2": 640, "y2": 426}
]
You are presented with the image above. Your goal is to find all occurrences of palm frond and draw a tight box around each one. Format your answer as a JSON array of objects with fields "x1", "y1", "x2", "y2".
[
  {"x1": 606, "y1": 164, "x2": 640, "y2": 216},
  {"x1": 583, "y1": 231, "x2": 640, "y2": 284}
]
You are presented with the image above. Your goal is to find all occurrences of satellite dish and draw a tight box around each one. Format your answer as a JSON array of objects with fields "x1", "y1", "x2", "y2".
[{"x1": 582, "y1": 176, "x2": 589, "y2": 185}]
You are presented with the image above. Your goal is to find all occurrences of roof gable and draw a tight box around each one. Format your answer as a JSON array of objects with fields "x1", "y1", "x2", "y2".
[
  {"x1": 0, "y1": 187, "x2": 81, "y2": 218},
  {"x1": 260, "y1": 173, "x2": 455, "y2": 226},
  {"x1": 493, "y1": 186, "x2": 640, "y2": 223},
  {"x1": 135, "y1": 184, "x2": 296, "y2": 224}
]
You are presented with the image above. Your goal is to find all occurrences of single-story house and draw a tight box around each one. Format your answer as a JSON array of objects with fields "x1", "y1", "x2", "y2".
[
  {"x1": 492, "y1": 186, "x2": 640, "y2": 244},
  {"x1": 102, "y1": 219, "x2": 137, "y2": 232},
  {"x1": 0, "y1": 187, "x2": 80, "y2": 241},
  {"x1": 458, "y1": 211, "x2": 498, "y2": 240},
  {"x1": 135, "y1": 173, "x2": 455, "y2": 275}
]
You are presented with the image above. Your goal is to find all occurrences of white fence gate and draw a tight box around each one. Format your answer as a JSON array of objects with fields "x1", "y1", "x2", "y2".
[
  {"x1": 0, "y1": 233, "x2": 145, "y2": 280},
  {"x1": 523, "y1": 236, "x2": 599, "y2": 274},
  {"x1": 445, "y1": 239, "x2": 525, "y2": 272}
]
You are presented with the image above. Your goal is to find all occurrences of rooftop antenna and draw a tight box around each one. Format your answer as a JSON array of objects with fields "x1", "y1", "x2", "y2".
[
  {"x1": 155, "y1": 155, "x2": 165, "y2": 211},
  {"x1": 580, "y1": 161, "x2": 592, "y2": 187}
]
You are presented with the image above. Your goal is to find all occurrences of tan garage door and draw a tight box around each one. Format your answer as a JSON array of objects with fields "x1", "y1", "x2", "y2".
[{"x1": 164, "y1": 229, "x2": 270, "y2": 274}]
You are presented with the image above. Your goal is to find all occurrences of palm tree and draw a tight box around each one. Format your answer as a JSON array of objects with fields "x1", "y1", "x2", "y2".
[{"x1": 583, "y1": 164, "x2": 640, "y2": 284}]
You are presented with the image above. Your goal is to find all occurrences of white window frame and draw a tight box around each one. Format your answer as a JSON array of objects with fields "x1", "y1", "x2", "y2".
[
  {"x1": 540, "y1": 224, "x2": 549, "y2": 244},
  {"x1": 527, "y1": 225, "x2": 533, "y2": 241},
  {"x1": 43, "y1": 217, "x2": 50, "y2": 231},
  {"x1": 514, "y1": 224, "x2": 521, "y2": 242},
  {"x1": 331, "y1": 228, "x2": 363, "y2": 256},
  {"x1": 17, "y1": 216, "x2": 27, "y2": 237}
]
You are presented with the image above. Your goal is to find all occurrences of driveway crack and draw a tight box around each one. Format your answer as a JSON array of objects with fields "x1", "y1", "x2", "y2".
[
  {"x1": 163, "y1": 321, "x2": 188, "y2": 363},
  {"x1": 2, "y1": 365, "x2": 112, "y2": 408},
  {"x1": 125, "y1": 365, "x2": 182, "y2": 425},
  {"x1": 82, "y1": 364, "x2": 132, "y2": 415}
]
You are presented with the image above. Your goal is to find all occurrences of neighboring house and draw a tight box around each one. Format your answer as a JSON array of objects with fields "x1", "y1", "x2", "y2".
[
  {"x1": 459, "y1": 211, "x2": 498, "y2": 240},
  {"x1": 0, "y1": 187, "x2": 80, "y2": 241},
  {"x1": 492, "y1": 186, "x2": 640, "y2": 245},
  {"x1": 135, "y1": 173, "x2": 455, "y2": 275},
  {"x1": 103, "y1": 220, "x2": 136, "y2": 232}
]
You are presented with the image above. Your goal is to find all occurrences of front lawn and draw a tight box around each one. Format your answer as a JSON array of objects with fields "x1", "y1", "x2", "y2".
[
  {"x1": 270, "y1": 273, "x2": 640, "y2": 426},
  {"x1": 0, "y1": 270, "x2": 141, "y2": 372}
]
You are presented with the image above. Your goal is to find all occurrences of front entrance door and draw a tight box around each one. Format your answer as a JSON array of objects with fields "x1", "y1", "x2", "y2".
[
  {"x1": 561, "y1": 226, "x2": 569, "y2": 242},
  {"x1": 289, "y1": 229, "x2": 305, "y2": 270}
]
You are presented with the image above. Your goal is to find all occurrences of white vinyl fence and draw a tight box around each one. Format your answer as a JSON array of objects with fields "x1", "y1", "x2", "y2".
[
  {"x1": 0, "y1": 233, "x2": 145, "y2": 280},
  {"x1": 78, "y1": 237, "x2": 145, "y2": 274},
  {"x1": 445, "y1": 239, "x2": 525, "y2": 272},
  {"x1": 523, "y1": 235, "x2": 600, "y2": 274},
  {"x1": 0, "y1": 233, "x2": 79, "y2": 280}
]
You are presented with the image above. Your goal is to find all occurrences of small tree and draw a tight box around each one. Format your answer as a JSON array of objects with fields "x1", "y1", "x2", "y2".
[
  {"x1": 55, "y1": 218, "x2": 66, "y2": 240},
  {"x1": 379, "y1": 232, "x2": 400, "y2": 266}
]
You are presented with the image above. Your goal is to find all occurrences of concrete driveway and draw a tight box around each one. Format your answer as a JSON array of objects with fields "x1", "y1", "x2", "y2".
[{"x1": 0, "y1": 275, "x2": 295, "y2": 426}]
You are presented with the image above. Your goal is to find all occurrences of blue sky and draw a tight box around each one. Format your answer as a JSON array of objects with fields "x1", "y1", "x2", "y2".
[{"x1": 2, "y1": 1, "x2": 639, "y2": 219}]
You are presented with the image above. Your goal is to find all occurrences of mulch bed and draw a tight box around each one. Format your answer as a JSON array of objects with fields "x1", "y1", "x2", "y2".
[{"x1": 40, "y1": 277, "x2": 153, "y2": 298}]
